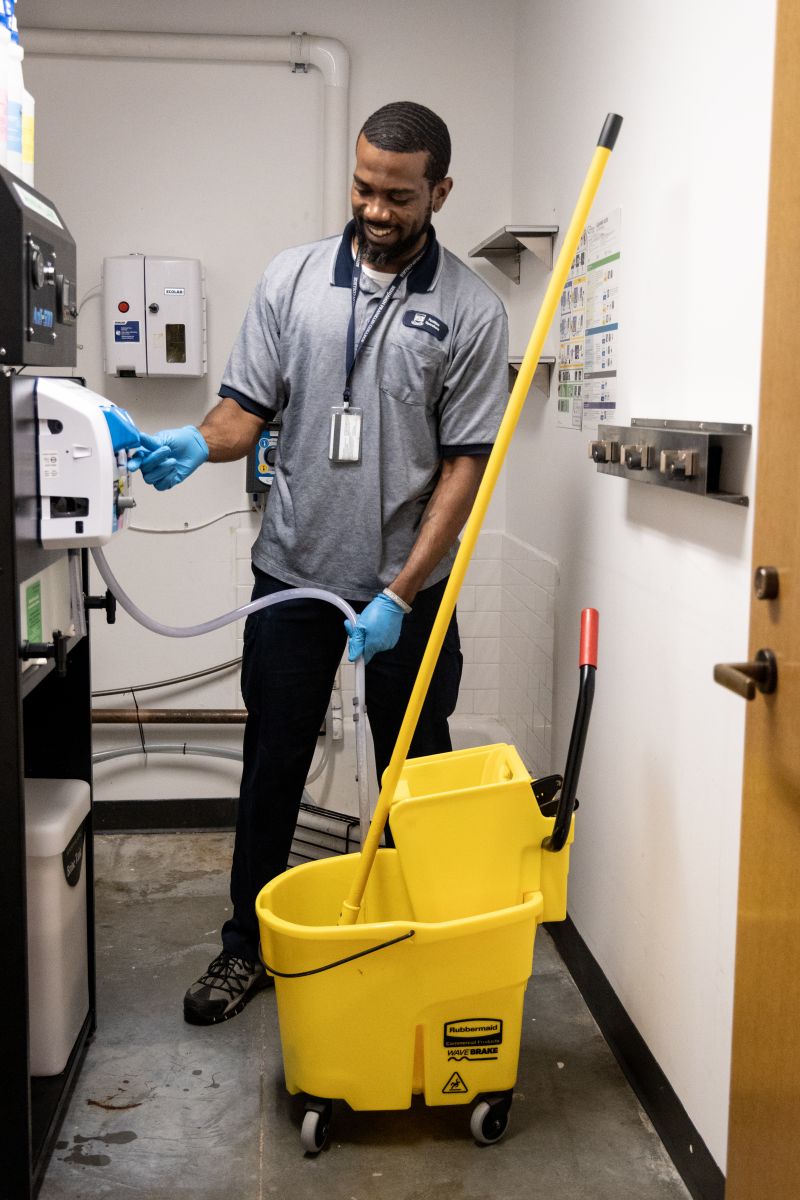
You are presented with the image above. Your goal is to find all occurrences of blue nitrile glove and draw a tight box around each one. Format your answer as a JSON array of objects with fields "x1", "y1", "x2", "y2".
[
  {"x1": 100, "y1": 402, "x2": 144, "y2": 453},
  {"x1": 127, "y1": 425, "x2": 209, "y2": 491},
  {"x1": 344, "y1": 591, "x2": 407, "y2": 665}
]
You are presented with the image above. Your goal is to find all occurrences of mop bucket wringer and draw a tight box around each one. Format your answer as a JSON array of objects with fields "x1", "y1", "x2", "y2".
[{"x1": 256, "y1": 608, "x2": 598, "y2": 1151}]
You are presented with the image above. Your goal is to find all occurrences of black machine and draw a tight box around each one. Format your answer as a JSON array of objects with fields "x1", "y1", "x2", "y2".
[
  {"x1": 1, "y1": 167, "x2": 97, "y2": 1199},
  {"x1": 0, "y1": 163, "x2": 78, "y2": 370}
]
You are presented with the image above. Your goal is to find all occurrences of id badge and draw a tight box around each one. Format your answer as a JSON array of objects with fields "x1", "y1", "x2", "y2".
[{"x1": 329, "y1": 405, "x2": 362, "y2": 463}]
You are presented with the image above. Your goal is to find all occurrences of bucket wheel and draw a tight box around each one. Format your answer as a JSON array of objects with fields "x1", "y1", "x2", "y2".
[
  {"x1": 300, "y1": 1097, "x2": 333, "y2": 1154},
  {"x1": 470, "y1": 1091, "x2": 513, "y2": 1145}
]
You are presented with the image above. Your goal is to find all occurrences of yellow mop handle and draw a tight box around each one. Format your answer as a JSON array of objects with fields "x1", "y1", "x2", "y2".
[{"x1": 339, "y1": 113, "x2": 623, "y2": 926}]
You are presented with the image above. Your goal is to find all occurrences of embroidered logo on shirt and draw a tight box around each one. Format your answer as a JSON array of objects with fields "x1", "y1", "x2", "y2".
[{"x1": 403, "y1": 310, "x2": 449, "y2": 341}]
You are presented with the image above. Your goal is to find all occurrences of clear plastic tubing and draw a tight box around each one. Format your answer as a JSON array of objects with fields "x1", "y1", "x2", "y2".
[
  {"x1": 91, "y1": 546, "x2": 371, "y2": 842},
  {"x1": 93, "y1": 743, "x2": 243, "y2": 764},
  {"x1": 95, "y1": 731, "x2": 330, "y2": 781}
]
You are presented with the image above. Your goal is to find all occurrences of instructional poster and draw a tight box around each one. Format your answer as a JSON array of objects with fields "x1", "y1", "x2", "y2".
[
  {"x1": 557, "y1": 210, "x2": 620, "y2": 430},
  {"x1": 556, "y1": 232, "x2": 586, "y2": 429}
]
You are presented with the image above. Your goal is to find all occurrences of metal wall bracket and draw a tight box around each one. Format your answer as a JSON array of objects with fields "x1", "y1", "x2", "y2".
[
  {"x1": 469, "y1": 225, "x2": 559, "y2": 283},
  {"x1": 508, "y1": 355, "x2": 556, "y2": 396},
  {"x1": 589, "y1": 418, "x2": 752, "y2": 505}
]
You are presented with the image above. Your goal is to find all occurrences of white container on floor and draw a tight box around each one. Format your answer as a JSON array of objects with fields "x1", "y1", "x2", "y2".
[{"x1": 25, "y1": 778, "x2": 90, "y2": 1076}]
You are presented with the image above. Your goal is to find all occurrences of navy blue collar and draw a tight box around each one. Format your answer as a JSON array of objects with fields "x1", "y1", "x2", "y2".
[{"x1": 332, "y1": 220, "x2": 441, "y2": 293}]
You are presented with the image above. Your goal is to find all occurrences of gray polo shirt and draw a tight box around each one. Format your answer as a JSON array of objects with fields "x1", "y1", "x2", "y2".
[{"x1": 220, "y1": 221, "x2": 508, "y2": 601}]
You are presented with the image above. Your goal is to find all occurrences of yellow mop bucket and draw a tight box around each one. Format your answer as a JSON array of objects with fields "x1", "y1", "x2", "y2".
[
  {"x1": 257, "y1": 746, "x2": 572, "y2": 1115},
  {"x1": 256, "y1": 606, "x2": 597, "y2": 1152},
  {"x1": 256, "y1": 844, "x2": 543, "y2": 1146}
]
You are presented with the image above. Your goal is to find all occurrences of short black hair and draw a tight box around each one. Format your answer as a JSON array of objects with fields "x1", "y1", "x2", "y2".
[{"x1": 359, "y1": 101, "x2": 451, "y2": 185}]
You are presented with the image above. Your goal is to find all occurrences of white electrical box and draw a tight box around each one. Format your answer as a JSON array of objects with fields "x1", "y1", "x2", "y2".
[{"x1": 103, "y1": 254, "x2": 207, "y2": 378}]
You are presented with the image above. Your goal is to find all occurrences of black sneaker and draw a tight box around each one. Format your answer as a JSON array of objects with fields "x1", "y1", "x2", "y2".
[{"x1": 183, "y1": 951, "x2": 272, "y2": 1025}]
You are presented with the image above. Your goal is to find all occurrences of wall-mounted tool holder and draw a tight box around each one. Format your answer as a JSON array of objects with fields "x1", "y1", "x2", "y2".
[
  {"x1": 508, "y1": 355, "x2": 556, "y2": 396},
  {"x1": 588, "y1": 418, "x2": 752, "y2": 505},
  {"x1": 469, "y1": 225, "x2": 559, "y2": 283}
]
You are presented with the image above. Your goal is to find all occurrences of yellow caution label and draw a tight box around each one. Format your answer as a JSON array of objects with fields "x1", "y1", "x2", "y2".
[{"x1": 442, "y1": 1072, "x2": 469, "y2": 1095}]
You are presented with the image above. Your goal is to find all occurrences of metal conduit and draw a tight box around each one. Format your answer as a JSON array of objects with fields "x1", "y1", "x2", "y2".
[{"x1": 93, "y1": 709, "x2": 246, "y2": 724}]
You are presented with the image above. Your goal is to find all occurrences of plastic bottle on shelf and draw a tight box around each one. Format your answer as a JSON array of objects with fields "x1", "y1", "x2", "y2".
[
  {"x1": 6, "y1": 12, "x2": 23, "y2": 178},
  {"x1": 21, "y1": 52, "x2": 32, "y2": 184},
  {"x1": 0, "y1": 7, "x2": 10, "y2": 169}
]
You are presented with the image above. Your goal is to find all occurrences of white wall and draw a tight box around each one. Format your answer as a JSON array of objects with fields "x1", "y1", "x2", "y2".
[
  {"x1": 18, "y1": 0, "x2": 778, "y2": 1175},
  {"x1": 506, "y1": 0, "x2": 777, "y2": 1168},
  {"x1": 19, "y1": 0, "x2": 516, "y2": 801}
]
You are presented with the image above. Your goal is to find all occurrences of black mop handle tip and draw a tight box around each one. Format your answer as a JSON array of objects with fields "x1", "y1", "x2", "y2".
[{"x1": 598, "y1": 113, "x2": 623, "y2": 150}]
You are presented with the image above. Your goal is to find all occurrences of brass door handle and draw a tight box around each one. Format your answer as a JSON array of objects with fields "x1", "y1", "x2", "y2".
[{"x1": 713, "y1": 648, "x2": 778, "y2": 700}]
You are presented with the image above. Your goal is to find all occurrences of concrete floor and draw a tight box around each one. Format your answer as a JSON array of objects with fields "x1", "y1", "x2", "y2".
[{"x1": 39, "y1": 832, "x2": 691, "y2": 1200}]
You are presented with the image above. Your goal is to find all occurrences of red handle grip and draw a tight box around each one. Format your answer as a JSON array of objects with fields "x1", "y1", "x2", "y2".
[{"x1": 580, "y1": 608, "x2": 599, "y2": 668}]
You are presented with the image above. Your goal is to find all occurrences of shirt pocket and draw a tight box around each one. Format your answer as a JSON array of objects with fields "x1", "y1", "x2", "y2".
[{"x1": 382, "y1": 333, "x2": 449, "y2": 407}]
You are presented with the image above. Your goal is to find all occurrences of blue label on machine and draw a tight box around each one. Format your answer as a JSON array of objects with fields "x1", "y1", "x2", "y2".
[
  {"x1": 256, "y1": 428, "x2": 279, "y2": 485},
  {"x1": 33, "y1": 305, "x2": 54, "y2": 329},
  {"x1": 114, "y1": 321, "x2": 141, "y2": 343}
]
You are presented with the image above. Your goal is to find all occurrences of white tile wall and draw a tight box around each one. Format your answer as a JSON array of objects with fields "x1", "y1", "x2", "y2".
[
  {"x1": 233, "y1": 524, "x2": 558, "y2": 779},
  {"x1": 457, "y1": 529, "x2": 558, "y2": 778}
]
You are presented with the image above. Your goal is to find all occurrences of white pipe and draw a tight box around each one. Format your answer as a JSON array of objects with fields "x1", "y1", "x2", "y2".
[{"x1": 24, "y1": 28, "x2": 350, "y2": 235}]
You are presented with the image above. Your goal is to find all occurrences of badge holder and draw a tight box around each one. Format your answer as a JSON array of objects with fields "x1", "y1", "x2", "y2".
[{"x1": 329, "y1": 405, "x2": 363, "y2": 463}]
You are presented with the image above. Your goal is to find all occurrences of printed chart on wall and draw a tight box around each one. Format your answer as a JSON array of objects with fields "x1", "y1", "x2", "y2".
[{"x1": 557, "y1": 209, "x2": 620, "y2": 430}]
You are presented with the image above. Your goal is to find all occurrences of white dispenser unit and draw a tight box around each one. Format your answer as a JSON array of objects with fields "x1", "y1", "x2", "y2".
[
  {"x1": 35, "y1": 377, "x2": 135, "y2": 549},
  {"x1": 103, "y1": 254, "x2": 207, "y2": 377}
]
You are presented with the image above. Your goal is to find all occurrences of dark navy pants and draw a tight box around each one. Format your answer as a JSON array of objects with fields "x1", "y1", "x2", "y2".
[{"x1": 221, "y1": 568, "x2": 462, "y2": 960}]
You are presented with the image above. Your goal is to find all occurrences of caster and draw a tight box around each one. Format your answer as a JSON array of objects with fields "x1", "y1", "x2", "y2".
[
  {"x1": 470, "y1": 1092, "x2": 512, "y2": 1145},
  {"x1": 300, "y1": 1097, "x2": 332, "y2": 1154}
]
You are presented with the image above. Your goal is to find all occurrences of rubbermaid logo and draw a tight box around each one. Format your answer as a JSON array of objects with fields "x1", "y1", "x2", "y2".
[{"x1": 444, "y1": 1019, "x2": 503, "y2": 1045}]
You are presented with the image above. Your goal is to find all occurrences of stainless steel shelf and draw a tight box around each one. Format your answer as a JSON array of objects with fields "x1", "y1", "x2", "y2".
[
  {"x1": 508, "y1": 355, "x2": 556, "y2": 396},
  {"x1": 469, "y1": 225, "x2": 559, "y2": 283}
]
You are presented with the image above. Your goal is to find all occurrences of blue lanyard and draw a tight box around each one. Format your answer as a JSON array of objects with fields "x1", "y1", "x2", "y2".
[{"x1": 343, "y1": 247, "x2": 422, "y2": 406}]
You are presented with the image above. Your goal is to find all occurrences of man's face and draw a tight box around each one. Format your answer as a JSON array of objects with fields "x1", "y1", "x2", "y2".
[{"x1": 351, "y1": 133, "x2": 453, "y2": 270}]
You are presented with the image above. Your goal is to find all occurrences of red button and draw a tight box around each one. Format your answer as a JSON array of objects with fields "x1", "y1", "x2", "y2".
[{"x1": 118, "y1": 301, "x2": 130, "y2": 313}]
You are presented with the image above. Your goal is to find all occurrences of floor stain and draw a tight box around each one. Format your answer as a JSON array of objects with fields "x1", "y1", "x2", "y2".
[
  {"x1": 60, "y1": 1146, "x2": 111, "y2": 1168},
  {"x1": 59, "y1": 1131, "x2": 138, "y2": 1168},
  {"x1": 87, "y1": 1097, "x2": 143, "y2": 1111},
  {"x1": 86, "y1": 1084, "x2": 146, "y2": 1112},
  {"x1": 75, "y1": 1132, "x2": 138, "y2": 1146}
]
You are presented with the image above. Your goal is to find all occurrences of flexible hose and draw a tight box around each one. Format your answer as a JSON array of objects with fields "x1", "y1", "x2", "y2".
[
  {"x1": 92, "y1": 656, "x2": 242, "y2": 697},
  {"x1": 90, "y1": 547, "x2": 370, "y2": 842},
  {"x1": 93, "y1": 742, "x2": 243, "y2": 764}
]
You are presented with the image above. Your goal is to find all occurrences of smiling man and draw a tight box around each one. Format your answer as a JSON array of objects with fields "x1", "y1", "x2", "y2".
[
  {"x1": 351, "y1": 114, "x2": 452, "y2": 268},
  {"x1": 132, "y1": 101, "x2": 509, "y2": 1025}
]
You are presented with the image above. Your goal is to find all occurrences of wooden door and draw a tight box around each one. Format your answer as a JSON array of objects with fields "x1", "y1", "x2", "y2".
[{"x1": 725, "y1": 1, "x2": 800, "y2": 1195}]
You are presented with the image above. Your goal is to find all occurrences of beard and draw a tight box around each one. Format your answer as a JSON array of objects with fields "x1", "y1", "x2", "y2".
[{"x1": 353, "y1": 200, "x2": 433, "y2": 269}]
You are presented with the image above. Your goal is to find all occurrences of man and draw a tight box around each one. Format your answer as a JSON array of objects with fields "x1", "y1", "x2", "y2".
[{"x1": 133, "y1": 101, "x2": 509, "y2": 1025}]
